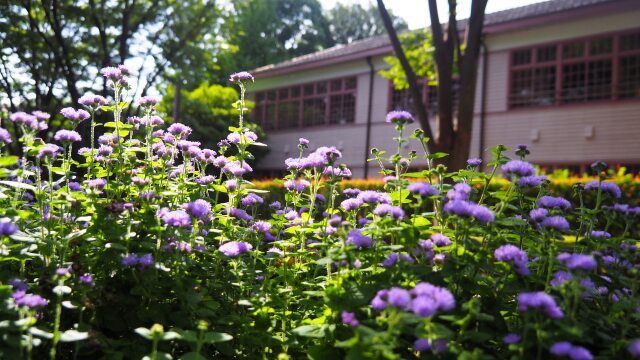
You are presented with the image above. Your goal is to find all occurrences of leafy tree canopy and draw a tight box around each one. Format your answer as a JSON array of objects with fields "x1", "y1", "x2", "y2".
[
  {"x1": 327, "y1": 3, "x2": 408, "y2": 45},
  {"x1": 379, "y1": 31, "x2": 436, "y2": 90}
]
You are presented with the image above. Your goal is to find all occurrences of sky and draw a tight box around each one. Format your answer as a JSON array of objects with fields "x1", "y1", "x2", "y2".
[{"x1": 320, "y1": 0, "x2": 547, "y2": 30}]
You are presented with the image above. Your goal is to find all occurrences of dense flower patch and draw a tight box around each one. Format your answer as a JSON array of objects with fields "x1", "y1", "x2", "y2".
[{"x1": 0, "y1": 70, "x2": 639, "y2": 360}]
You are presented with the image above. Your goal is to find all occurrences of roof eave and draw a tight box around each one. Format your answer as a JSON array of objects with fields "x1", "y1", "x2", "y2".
[{"x1": 253, "y1": 45, "x2": 393, "y2": 78}]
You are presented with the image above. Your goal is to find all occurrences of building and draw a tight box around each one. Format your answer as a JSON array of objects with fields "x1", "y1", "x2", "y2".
[{"x1": 249, "y1": 0, "x2": 640, "y2": 178}]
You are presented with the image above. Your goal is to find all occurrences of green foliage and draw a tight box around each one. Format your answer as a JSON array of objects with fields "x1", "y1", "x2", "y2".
[
  {"x1": 379, "y1": 31, "x2": 437, "y2": 89},
  {"x1": 327, "y1": 3, "x2": 408, "y2": 45},
  {"x1": 158, "y1": 82, "x2": 267, "y2": 162}
]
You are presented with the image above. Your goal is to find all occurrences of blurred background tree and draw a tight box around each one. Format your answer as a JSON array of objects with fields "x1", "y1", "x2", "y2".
[{"x1": 327, "y1": 3, "x2": 407, "y2": 45}]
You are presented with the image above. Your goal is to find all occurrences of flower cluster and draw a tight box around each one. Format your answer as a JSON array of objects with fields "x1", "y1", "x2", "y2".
[{"x1": 371, "y1": 282, "x2": 455, "y2": 318}]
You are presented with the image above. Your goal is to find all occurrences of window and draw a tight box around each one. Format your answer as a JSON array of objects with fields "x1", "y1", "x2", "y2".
[
  {"x1": 389, "y1": 79, "x2": 459, "y2": 115},
  {"x1": 508, "y1": 29, "x2": 640, "y2": 108},
  {"x1": 252, "y1": 77, "x2": 357, "y2": 130}
]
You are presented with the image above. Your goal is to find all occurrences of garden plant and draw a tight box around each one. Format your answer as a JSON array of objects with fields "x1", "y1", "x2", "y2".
[{"x1": 0, "y1": 67, "x2": 639, "y2": 360}]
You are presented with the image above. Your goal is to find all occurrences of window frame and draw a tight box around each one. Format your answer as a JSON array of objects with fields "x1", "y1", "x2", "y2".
[
  {"x1": 252, "y1": 76, "x2": 358, "y2": 131},
  {"x1": 507, "y1": 28, "x2": 640, "y2": 110}
]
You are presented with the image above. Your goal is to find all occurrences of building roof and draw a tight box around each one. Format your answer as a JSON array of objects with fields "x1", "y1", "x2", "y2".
[{"x1": 253, "y1": 0, "x2": 630, "y2": 77}]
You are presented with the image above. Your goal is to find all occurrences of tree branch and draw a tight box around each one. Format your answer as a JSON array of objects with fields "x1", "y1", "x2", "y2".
[{"x1": 377, "y1": 0, "x2": 434, "y2": 144}]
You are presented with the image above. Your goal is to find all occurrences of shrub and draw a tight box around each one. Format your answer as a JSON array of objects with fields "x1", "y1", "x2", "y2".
[{"x1": 0, "y1": 69, "x2": 638, "y2": 360}]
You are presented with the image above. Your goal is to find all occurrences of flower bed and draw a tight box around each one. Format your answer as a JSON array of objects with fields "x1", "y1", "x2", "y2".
[{"x1": 0, "y1": 70, "x2": 639, "y2": 359}]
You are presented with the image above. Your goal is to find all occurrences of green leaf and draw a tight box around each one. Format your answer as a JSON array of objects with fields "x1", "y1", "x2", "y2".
[
  {"x1": 59, "y1": 329, "x2": 89, "y2": 342},
  {"x1": 135, "y1": 327, "x2": 152, "y2": 340},
  {"x1": 0, "y1": 156, "x2": 19, "y2": 167},
  {"x1": 0, "y1": 180, "x2": 36, "y2": 191},
  {"x1": 202, "y1": 332, "x2": 233, "y2": 343},
  {"x1": 292, "y1": 324, "x2": 331, "y2": 338},
  {"x1": 180, "y1": 352, "x2": 207, "y2": 360}
]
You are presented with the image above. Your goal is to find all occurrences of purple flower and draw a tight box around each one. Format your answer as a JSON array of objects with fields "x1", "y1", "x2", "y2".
[
  {"x1": 550, "y1": 342, "x2": 593, "y2": 360},
  {"x1": 241, "y1": 193, "x2": 264, "y2": 206},
  {"x1": 122, "y1": 254, "x2": 139, "y2": 267},
  {"x1": 385, "y1": 110, "x2": 414, "y2": 124},
  {"x1": 32, "y1": 110, "x2": 50, "y2": 121},
  {"x1": 517, "y1": 291, "x2": 564, "y2": 319},
  {"x1": 446, "y1": 183, "x2": 471, "y2": 201},
  {"x1": 529, "y1": 208, "x2": 548, "y2": 222},
  {"x1": 557, "y1": 253, "x2": 597, "y2": 272},
  {"x1": 227, "y1": 132, "x2": 241, "y2": 144},
  {"x1": 590, "y1": 230, "x2": 611, "y2": 239},
  {"x1": 184, "y1": 199, "x2": 211, "y2": 220},
  {"x1": 387, "y1": 287, "x2": 412, "y2": 309},
  {"x1": 79, "y1": 274, "x2": 94, "y2": 284},
  {"x1": 54, "y1": 130, "x2": 82, "y2": 143},
  {"x1": 167, "y1": 123, "x2": 192, "y2": 137},
  {"x1": 137, "y1": 95, "x2": 160, "y2": 107},
  {"x1": 299, "y1": 138, "x2": 309, "y2": 146},
  {"x1": 195, "y1": 175, "x2": 216, "y2": 185},
  {"x1": 414, "y1": 338, "x2": 431, "y2": 352},
  {"x1": 381, "y1": 252, "x2": 414, "y2": 267},
  {"x1": 79, "y1": 94, "x2": 108, "y2": 108},
  {"x1": 517, "y1": 175, "x2": 548, "y2": 187},
  {"x1": 550, "y1": 271, "x2": 574, "y2": 287},
  {"x1": 584, "y1": 180, "x2": 622, "y2": 198},
  {"x1": 629, "y1": 339, "x2": 640, "y2": 357},
  {"x1": 340, "y1": 198, "x2": 363, "y2": 211},
  {"x1": 538, "y1": 196, "x2": 572, "y2": 210},
  {"x1": 14, "y1": 293, "x2": 48, "y2": 308},
  {"x1": 228, "y1": 208, "x2": 253, "y2": 221},
  {"x1": 229, "y1": 71, "x2": 254, "y2": 83},
  {"x1": 161, "y1": 209, "x2": 191, "y2": 227},
  {"x1": 410, "y1": 282, "x2": 456, "y2": 317},
  {"x1": 88, "y1": 178, "x2": 107, "y2": 190},
  {"x1": 345, "y1": 229, "x2": 375, "y2": 249},
  {"x1": 494, "y1": 244, "x2": 530, "y2": 276},
  {"x1": 225, "y1": 179, "x2": 238, "y2": 191},
  {"x1": 431, "y1": 234, "x2": 451, "y2": 247},
  {"x1": 0, "y1": 128, "x2": 12, "y2": 144},
  {"x1": 251, "y1": 221, "x2": 272, "y2": 233},
  {"x1": 218, "y1": 241, "x2": 253, "y2": 257},
  {"x1": 341, "y1": 311, "x2": 359, "y2": 327},
  {"x1": 100, "y1": 66, "x2": 123, "y2": 79},
  {"x1": 357, "y1": 190, "x2": 391, "y2": 204},
  {"x1": 284, "y1": 179, "x2": 310, "y2": 192},
  {"x1": 503, "y1": 333, "x2": 520, "y2": 344},
  {"x1": 467, "y1": 158, "x2": 482, "y2": 167},
  {"x1": 501, "y1": 160, "x2": 535, "y2": 178},
  {"x1": 444, "y1": 200, "x2": 494, "y2": 224},
  {"x1": 407, "y1": 182, "x2": 439, "y2": 197},
  {"x1": 138, "y1": 254, "x2": 154, "y2": 269},
  {"x1": 373, "y1": 204, "x2": 405, "y2": 220},
  {"x1": 323, "y1": 166, "x2": 352, "y2": 177},
  {"x1": 343, "y1": 188, "x2": 360, "y2": 197},
  {"x1": 0, "y1": 221, "x2": 18, "y2": 236},
  {"x1": 371, "y1": 289, "x2": 389, "y2": 311},
  {"x1": 60, "y1": 107, "x2": 90, "y2": 122},
  {"x1": 541, "y1": 215, "x2": 570, "y2": 231}
]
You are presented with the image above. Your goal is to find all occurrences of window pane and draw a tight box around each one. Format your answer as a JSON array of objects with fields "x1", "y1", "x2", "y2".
[
  {"x1": 620, "y1": 31, "x2": 640, "y2": 52},
  {"x1": 590, "y1": 37, "x2": 613, "y2": 55},
  {"x1": 267, "y1": 91, "x2": 276, "y2": 101},
  {"x1": 587, "y1": 60, "x2": 612, "y2": 100},
  {"x1": 619, "y1": 55, "x2": 640, "y2": 99},
  {"x1": 533, "y1": 66, "x2": 556, "y2": 106},
  {"x1": 303, "y1": 84, "x2": 314, "y2": 96},
  {"x1": 303, "y1": 98, "x2": 326, "y2": 127},
  {"x1": 391, "y1": 88, "x2": 414, "y2": 113},
  {"x1": 264, "y1": 103, "x2": 276, "y2": 130},
  {"x1": 563, "y1": 42, "x2": 584, "y2": 59},
  {"x1": 291, "y1": 86, "x2": 300, "y2": 98},
  {"x1": 561, "y1": 63, "x2": 586, "y2": 103},
  {"x1": 256, "y1": 92, "x2": 265, "y2": 102},
  {"x1": 278, "y1": 88, "x2": 289, "y2": 100},
  {"x1": 510, "y1": 69, "x2": 534, "y2": 107},
  {"x1": 537, "y1": 46, "x2": 557, "y2": 63},
  {"x1": 278, "y1": 101, "x2": 300, "y2": 129},
  {"x1": 329, "y1": 94, "x2": 356, "y2": 124},
  {"x1": 331, "y1": 79, "x2": 342, "y2": 91},
  {"x1": 345, "y1": 77, "x2": 357, "y2": 90},
  {"x1": 512, "y1": 49, "x2": 532, "y2": 66},
  {"x1": 317, "y1": 81, "x2": 327, "y2": 94}
]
